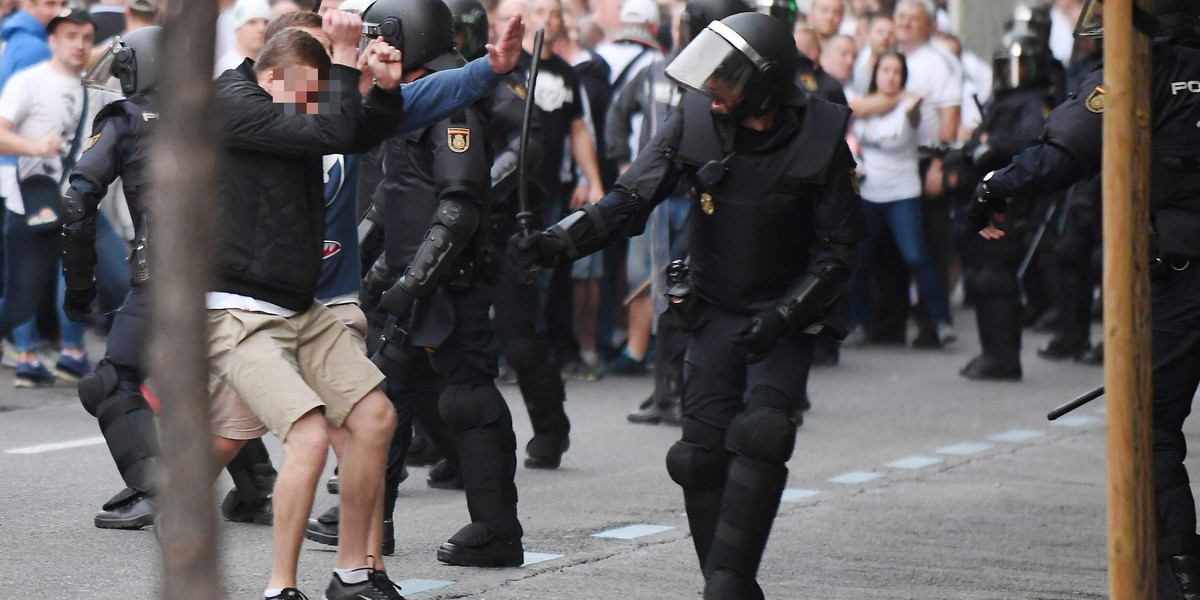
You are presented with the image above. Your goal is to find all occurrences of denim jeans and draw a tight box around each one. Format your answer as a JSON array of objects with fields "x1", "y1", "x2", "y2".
[
  {"x1": 1, "y1": 209, "x2": 131, "y2": 349},
  {"x1": 847, "y1": 197, "x2": 952, "y2": 327}
]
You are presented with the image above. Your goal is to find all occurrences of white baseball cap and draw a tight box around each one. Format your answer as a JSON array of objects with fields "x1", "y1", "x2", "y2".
[
  {"x1": 233, "y1": 0, "x2": 273, "y2": 29},
  {"x1": 619, "y1": 0, "x2": 660, "y2": 25}
]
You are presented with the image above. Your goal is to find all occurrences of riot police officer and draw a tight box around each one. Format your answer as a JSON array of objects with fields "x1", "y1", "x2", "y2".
[
  {"x1": 64, "y1": 26, "x2": 276, "y2": 529},
  {"x1": 360, "y1": 0, "x2": 524, "y2": 568},
  {"x1": 958, "y1": 31, "x2": 1058, "y2": 381},
  {"x1": 970, "y1": 2, "x2": 1200, "y2": 596},
  {"x1": 607, "y1": 0, "x2": 750, "y2": 425},
  {"x1": 515, "y1": 13, "x2": 865, "y2": 598}
]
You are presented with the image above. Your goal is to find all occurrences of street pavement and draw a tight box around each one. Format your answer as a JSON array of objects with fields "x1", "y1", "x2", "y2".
[{"x1": 0, "y1": 307, "x2": 1171, "y2": 599}]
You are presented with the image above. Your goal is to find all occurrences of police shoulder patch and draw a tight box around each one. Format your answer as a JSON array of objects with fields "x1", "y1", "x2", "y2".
[
  {"x1": 84, "y1": 132, "x2": 101, "y2": 151},
  {"x1": 447, "y1": 127, "x2": 470, "y2": 153},
  {"x1": 506, "y1": 82, "x2": 527, "y2": 100},
  {"x1": 800, "y1": 73, "x2": 818, "y2": 91},
  {"x1": 1085, "y1": 86, "x2": 1105, "y2": 113}
]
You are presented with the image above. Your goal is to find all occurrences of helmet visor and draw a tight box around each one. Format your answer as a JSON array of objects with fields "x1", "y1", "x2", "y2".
[
  {"x1": 1074, "y1": 0, "x2": 1103, "y2": 38},
  {"x1": 665, "y1": 25, "x2": 756, "y2": 103},
  {"x1": 84, "y1": 37, "x2": 125, "y2": 94}
]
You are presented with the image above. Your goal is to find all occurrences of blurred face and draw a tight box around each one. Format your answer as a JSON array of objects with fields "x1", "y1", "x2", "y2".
[
  {"x1": 808, "y1": 0, "x2": 842, "y2": 38},
  {"x1": 28, "y1": 0, "x2": 64, "y2": 25},
  {"x1": 493, "y1": 0, "x2": 526, "y2": 44},
  {"x1": 874, "y1": 54, "x2": 903, "y2": 94},
  {"x1": 268, "y1": 65, "x2": 327, "y2": 113},
  {"x1": 48, "y1": 21, "x2": 94, "y2": 72},
  {"x1": 820, "y1": 36, "x2": 855, "y2": 82},
  {"x1": 236, "y1": 17, "x2": 269, "y2": 55},
  {"x1": 527, "y1": 0, "x2": 564, "y2": 44},
  {"x1": 893, "y1": 1, "x2": 930, "y2": 46},
  {"x1": 867, "y1": 16, "x2": 894, "y2": 54},
  {"x1": 317, "y1": 0, "x2": 339, "y2": 16}
]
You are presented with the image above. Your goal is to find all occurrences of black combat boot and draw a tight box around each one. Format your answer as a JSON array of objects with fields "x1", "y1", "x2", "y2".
[
  {"x1": 701, "y1": 457, "x2": 787, "y2": 600},
  {"x1": 960, "y1": 299, "x2": 1022, "y2": 380},
  {"x1": 305, "y1": 505, "x2": 397, "y2": 555}
]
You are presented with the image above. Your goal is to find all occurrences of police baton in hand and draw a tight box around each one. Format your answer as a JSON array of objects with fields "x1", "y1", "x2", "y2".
[
  {"x1": 516, "y1": 27, "x2": 545, "y2": 237},
  {"x1": 1047, "y1": 384, "x2": 1105, "y2": 421}
]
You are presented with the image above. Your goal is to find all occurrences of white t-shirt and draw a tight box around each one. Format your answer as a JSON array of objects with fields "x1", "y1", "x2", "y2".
[
  {"x1": 852, "y1": 96, "x2": 922, "y2": 203},
  {"x1": 214, "y1": 50, "x2": 248, "y2": 78},
  {"x1": 901, "y1": 41, "x2": 962, "y2": 147},
  {"x1": 206, "y1": 292, "x2": 299, "y2": 317},
  {"x1": 0, "y1": 61, "x2": 87, "y2": 214}
]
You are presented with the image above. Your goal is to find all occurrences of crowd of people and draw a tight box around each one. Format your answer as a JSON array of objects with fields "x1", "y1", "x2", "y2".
[{"x1": 0, "y1": 0, "x2": 1156, "y2": 598}]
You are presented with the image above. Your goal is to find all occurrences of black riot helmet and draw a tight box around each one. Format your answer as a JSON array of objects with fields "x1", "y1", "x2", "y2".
[
  {"x1": 1006, "y1": 2, "x2": 1052, "y2": 47},
  {"x1": 84, "y1": 25, "x2": 160, "y2": 96},
  {"x1": 1075, "y1": 0, "x2": 1200, "y2": 39},
  {"x1": 679, "y1": 0, "x2": 751, "y2": 49},
  {"x1": 444, "y1": 0, "x2": 488, "y2": 61},
  {"x1": 361, "y1": 0, "x2": 465, "y2": 72},
  {"x1": 753, "y1": 0, "x2": 797, "y2": 29},
  {"x1": 992, "y1": 31, "x2": 1046, "y2": 93},
  {"x1": 665, "y1": 12, "x2": 799, "y2": 117}
]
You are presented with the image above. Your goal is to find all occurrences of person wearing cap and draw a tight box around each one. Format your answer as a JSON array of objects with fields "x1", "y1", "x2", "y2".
[
  {"x1": 214, "y1": 0, "x2": 272, "y2": 76},
  {"x1": 0, "y1": 9, "x2": 126, "y2": 387},
  {"x1": 88, "y1": 0, "x2": 127, "y2": 42}
]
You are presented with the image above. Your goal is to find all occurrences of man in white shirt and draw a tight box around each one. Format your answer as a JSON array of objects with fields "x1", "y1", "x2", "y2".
[
  {"x1": 214, "y1": 0, "x2": 271, "y2": 76},
  {"x1": 807, "y1": 0, "x2": 843, "y2": 46},
  {"x1": 0, "y1": 8, "x2": 97, "y2": 384}
]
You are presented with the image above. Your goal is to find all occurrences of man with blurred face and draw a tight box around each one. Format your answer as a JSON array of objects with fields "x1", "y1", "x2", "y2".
[
  {"x1": 850, "y1": 12, "x2": 893, "y2": 94},
  {"x1": 819, "y1": 33, "x2": 855, "y2": 85},
  {"x1": 807, "y1": 0, "x2": 843, "y2": 45}
]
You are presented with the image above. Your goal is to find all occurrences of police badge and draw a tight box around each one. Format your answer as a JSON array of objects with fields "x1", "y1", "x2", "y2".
[
  {"x1": 447, "y1": 127, "x2": 470, "y2": 153},
  {"x1": 800, "y1": 73, "x2": 817, "y2": 91},
  {"x1": 1085, "y1": 86, "x2": 1105, "y2": 113},
  {"x1": 700, "y1": 193, "x2": 715, "y2": 215}
]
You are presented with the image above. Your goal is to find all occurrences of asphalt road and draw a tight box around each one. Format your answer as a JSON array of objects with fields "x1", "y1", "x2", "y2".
[{"x1": 0, "y1": 308, "x2": 1175, "y2": 599}]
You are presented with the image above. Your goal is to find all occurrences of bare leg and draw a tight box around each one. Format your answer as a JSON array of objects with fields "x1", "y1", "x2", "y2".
[
  {"x1": 335, "y1": 389, "x2": 395, "y2": 569},
  {"x1": 626, "y1": 295, "x2": 652, "y2": 360},
  {"x1": 210, "y1": 435, "x2": 248, "y2": 478},
  {"x1": 267, "y1": 409, "x2": 329, "y2": 591},
  {"x1": 573, "y1": 279, "x2": 600, "y2": 359}
]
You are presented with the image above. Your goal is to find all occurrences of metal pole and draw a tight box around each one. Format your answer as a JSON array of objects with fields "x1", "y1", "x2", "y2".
[
  {"x1": 1102, "y1": 0, "x2": 1156, "y2": 597},
  {"x1": 150, "y1": 0, "x2": 222, "y2": 597}
]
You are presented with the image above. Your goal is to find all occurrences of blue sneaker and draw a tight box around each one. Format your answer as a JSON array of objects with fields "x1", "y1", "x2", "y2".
[
  {"x1": 606, "y1": 350, "x2": 648, "y2": 376},
  {"x1": 54, "y1": 352, "x2": 91, "y2": 382},
  {"x1": 15, "y1": 360, "x2": 55, "y2": 388}
]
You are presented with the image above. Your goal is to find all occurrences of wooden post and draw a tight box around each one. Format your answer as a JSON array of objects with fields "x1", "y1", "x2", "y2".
[
  {"x1": 149, "y1": 0, "x2": 223, "y2": 597},
  {"x1": 1102, "y1": 0, "x2": 1156, "y2": 598}
]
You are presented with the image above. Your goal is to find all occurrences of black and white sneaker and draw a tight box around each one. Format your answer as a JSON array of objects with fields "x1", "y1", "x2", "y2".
[
  {"x1": 266, "y1": 588, "x2": 308, "y2": 600},
  {"x1": 322, "y1": 571, "x2": 405, "y2": 600}
]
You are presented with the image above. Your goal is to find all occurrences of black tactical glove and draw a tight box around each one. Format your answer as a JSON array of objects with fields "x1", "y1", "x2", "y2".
[
  {"x1": 63, "y1": 286, "x2": 96, "y2": 323},
  {"x1": 509, "y1": 231, "x2": 566, "y2": 271},
  {"x1": 379, "y1": 284, "x2": 415, "y2": 323},
  {"x1": 967, "y1": 171, "x2": 1006, "y2": 232},
  {"x1": 732, "y1": 309, "x2": 790, "y2": 364}
]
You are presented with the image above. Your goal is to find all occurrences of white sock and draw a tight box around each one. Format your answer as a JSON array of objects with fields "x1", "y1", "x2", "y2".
[
  {"x1": 334, "y1": 566, "x2": 370, "y2": 584},
  {"x1": 264, "y1": 589, "x2": 283, "y2": 598}
]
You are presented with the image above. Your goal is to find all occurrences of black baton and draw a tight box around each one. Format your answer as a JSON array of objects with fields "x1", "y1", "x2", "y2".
[
  {"x1": 1047, "y1": 384, "x2": 1105, "y2": 421},
  {"x1": 516, "y1": 27, "x2": 545, "y2": 237}
]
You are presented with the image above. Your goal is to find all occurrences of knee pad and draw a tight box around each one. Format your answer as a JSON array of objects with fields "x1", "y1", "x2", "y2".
[
  {"x1": 666, "y1": 441, "x2": 730, "y2": 491},
  {"x1": 439, "y1": 384, "x2": 508, "y2": 432},
  {"x1": 504, "y1": 335, "x2": 549, "y2": 373},
  {"x1": 79, "y1": 360, "x2": 121, "y2": 417},
  {"x1": 726, "y1": 386, "x2": 798, "y2": 464}
]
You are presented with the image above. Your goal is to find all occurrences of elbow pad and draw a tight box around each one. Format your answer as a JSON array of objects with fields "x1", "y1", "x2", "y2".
[
  {"x1": 547, "y1": 202, "x2": 614, "y2": 261},
  {"x1": 773, "y1": 263, "x2": 846, "y2": 333},
  {"x1": 358, "y1": 202, "x2": 386, "y2": 277},
  {"x1": 396, "y1": 197, "x2": 480, "y2": 299}
]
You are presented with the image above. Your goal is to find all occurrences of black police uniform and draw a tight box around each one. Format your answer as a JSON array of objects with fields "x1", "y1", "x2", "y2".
[
  {"x1": 370, "y1": 99, "x2": 525, "y2": 566},
  {"x1": 485, "y1": 66, "x2": 573, "y2": 469},
  {"x1": 64, "y1": 93, "x2": 276, "y2": 529},
  {"x1": 958, "y1": 84, "x2": 1057, "y2": 380},
  {"x1": 979, "y1": 25, "x2": 1200, "y2": 599},
  {"x1": 1040, "y1": 172, "x2": 1102, "y2": 361},
  {"x1": 523, "y1": 86, "x2": 865, "y2": 595}
]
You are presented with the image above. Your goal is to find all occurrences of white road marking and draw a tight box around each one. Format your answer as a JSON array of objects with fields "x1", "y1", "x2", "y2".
[
  {"x1": 523, "y1": 552, "x2": 562, "y2": 565},
  {"x1": 1051, "y1": 415, "x2": 1101, "y2": 427},
  {"x1": 5, "y1": 436, "x2": 105, "y2": 454},
  {"x1": 989, "y1": 429, "x2": 1045, "y2": 443},
  {"x1": 780, "y1": 488, "x2": 822, "y2": 502},
  {"x1": 395, "y1": 579, "x2": 454, "y2": 595},
  {"x1": 826, "y1": 471, "x2": 883, "y2": 484},
  {"x1": 593, "y1": 524, "x2": 674, "y2": 539},
  {"x1": 936, "y1": 443, "x2": 993, "y2": 455},
  {"x1": 885, "y1": 456, "x2": 943, "y2": 470}
]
